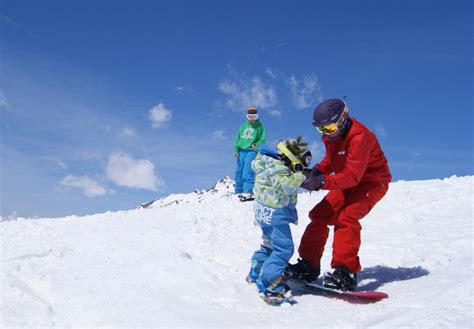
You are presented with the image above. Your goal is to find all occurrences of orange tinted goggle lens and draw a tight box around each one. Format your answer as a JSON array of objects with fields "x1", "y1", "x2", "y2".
[{"x1": 316, "y1": 123, "x2": 338, "y2": 134}]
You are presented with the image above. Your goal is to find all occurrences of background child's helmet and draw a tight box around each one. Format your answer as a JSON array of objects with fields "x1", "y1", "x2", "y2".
[{"x1": 277, "y1": 136, "x2": 312, "y2": 171}]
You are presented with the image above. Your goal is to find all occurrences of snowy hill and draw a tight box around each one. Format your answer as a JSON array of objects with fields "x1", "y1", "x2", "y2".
[{"x1": 1, "y1": 176, "x2": 473, "y2": 328}]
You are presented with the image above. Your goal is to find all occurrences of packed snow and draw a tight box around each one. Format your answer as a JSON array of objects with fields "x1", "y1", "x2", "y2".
[{"x1": 1, "y1": 176, "x2": 473, "y2": 328}]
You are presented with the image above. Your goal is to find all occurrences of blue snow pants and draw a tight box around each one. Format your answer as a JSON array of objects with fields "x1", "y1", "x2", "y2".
[
  {"x1": 248, "y1": 223, "x2": 294, "y2": 293},
  {"x1": 234, "y1": 149, "x2": 257, "y2": 194}
]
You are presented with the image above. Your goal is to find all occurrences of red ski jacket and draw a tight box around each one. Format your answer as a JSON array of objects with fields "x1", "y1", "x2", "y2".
[{"x1": 316, "y1": 118, "x2": 392, "y2": 190}]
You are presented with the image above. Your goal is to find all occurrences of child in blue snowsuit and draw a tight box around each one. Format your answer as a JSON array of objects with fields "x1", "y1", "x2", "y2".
[{"x1": 246, "y1": 137, "x2": 312, "y2": 303}]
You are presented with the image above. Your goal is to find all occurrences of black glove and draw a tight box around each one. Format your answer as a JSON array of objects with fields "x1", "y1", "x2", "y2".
[
  {"x1": 303, "y1": 167, "x2": 322, "y2": 176},
  {"x1": 301, "y1": 171, "x2": 326, "y2": 191}
]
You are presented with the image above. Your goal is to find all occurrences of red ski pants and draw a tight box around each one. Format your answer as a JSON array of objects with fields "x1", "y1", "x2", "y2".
[{"x1": 298, "y1": 181, "x2": 388, "y2": 273}]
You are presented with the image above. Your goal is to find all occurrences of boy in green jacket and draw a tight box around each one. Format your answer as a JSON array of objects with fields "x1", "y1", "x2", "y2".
[{"x1": 233, "y1": 106, "x2": 266, "y2": 200}]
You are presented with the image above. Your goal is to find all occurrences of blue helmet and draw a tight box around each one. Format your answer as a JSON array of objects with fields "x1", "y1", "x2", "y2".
[
  {"x1": 312, "y1": 99, "x2": 348, "y2": 127},
  {"x1": 312, "y1": 99, "x2": 350, "y2": 136}
]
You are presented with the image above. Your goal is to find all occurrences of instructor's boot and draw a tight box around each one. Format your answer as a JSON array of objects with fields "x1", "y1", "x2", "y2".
[
  {"x1": 286, "y1": 258, "x2": 320, "y2": 282},
  {"x1": 323, "y1": 267, "x2": 357, "y2": 291}
]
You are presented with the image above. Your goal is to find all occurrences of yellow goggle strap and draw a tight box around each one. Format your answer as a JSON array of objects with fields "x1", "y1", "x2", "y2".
[{"x1": 277, "y1": 142, "x2": 303, "y2": 171}]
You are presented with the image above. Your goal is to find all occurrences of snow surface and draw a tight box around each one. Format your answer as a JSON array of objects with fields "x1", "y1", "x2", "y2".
[{"x1": 1, "y1": 176, "x2": 473, "y2": 328}]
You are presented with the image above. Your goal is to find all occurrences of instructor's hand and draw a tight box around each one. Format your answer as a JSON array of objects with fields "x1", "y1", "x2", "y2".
[{"x1": 301, "y1": 171, "x2": 326, "y2": 191}]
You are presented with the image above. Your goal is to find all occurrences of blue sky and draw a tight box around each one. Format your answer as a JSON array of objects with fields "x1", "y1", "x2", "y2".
[{"x1": 1, "y1": 0, "x2": 472, "y2": 218}]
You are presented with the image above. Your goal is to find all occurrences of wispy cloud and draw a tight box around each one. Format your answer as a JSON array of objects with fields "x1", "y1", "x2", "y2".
[
  {"x1": 58, "y1": 175, "x2": 109, "y2": 198},
  {"x1": 79, "y1": 150, "x2": 104, "y2": 163},
  {"x1": 248, "y1": 44, "x2": 267, "y2": 55},
  {"x1": 57, "y1": 161, "x2": 67, "y2": 170},
  {"x1": 211, "y1": 130, "x2": 226, "y2": 141},
  {"x1": 228, "y1": 68, "x2": 324, "y2": 112},
  {"x1": 218, "y1": 74, "x2": 277, "y2": 112},
  {"x1": 149, "y1": 103, "x2": 172, "y2": 128},
  {"x1": 106, "y1": 152, "x2": 164, "y2": 191},
  {"x1": 0, "y1": 13, "x2": 33, "y2": 37},
  {"x1": 0, "y1": 14, "x2": 22, "y2": 30},
  {"x1": 374, "y1": 123, "x2": 387, "y2": 139},
  {"x1": 176, "y1": 86, "x2": 196, "y2": 94},
  {"x1": 265, "y1": 68, "x2": 277, "y2": 79},
  {"x1": 122, "y1": 126, "x2": 136, "y2": 137},
  {"x1": 0, "y1": 90, "x2": 11, "y2": 111},
  {"x1": 269, "y1": 110, "x2": 282, "y2": 118},
  {"x1": 217, "y1": 68, "x2": 324, "y2": 114},
  {"x1": 288, "y1": 74, "x2": 323, "y2": 109}
]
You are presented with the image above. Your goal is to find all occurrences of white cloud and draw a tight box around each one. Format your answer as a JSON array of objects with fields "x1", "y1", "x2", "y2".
[
  {"x1": 218, "y1": 68, "x2": 324, "y2": 114},
  {"x1": 211, "y1": 130, "x2": 226, "y2": 141},
  {"x1": 288, "y1": 74, "x2": 323, "y2": 109},
  {"x1": 265, "y1": 68, "x2": 277, "y2": 79},
  {"x1": 269, "y1": 110, "x2": 282, "y2": 118},
  {"x1": 176, "y1": 86, "x2": 196, "y2": 94},
  {"x1": 149, "y1": 103, "x2": 172, "y2": 128},
  {"x1": 218, "y1": 76, "x2": 277, "y2": 112},
  {"x1": 58, "y1": 175, "x2": 109, "y2": 198},
  {"x1": 57, "y1": 161, "x2": 67, "y2": 170},
  {"x1": 122, "y1": 126, "x2": 136, "y2": 137},
  {"x1": 106, "y1": 152, "x2": 163, "y2": 191},
  {"x1": 0, "y1": 90, "x2": 10, "y2": 111}
]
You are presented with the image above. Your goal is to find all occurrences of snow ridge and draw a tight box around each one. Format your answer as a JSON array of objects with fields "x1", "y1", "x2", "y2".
[{"x1": 137, "y1": 176, "x2": 235, "y2": 209}]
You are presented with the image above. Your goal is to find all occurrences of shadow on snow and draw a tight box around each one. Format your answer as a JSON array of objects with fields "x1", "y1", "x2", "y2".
[
  {"x1": 356, "y1": 265, "x2": 430, "y2": 291},
  {"x1": 291, "y1": 265, "x2": 430, "y2": 298}
]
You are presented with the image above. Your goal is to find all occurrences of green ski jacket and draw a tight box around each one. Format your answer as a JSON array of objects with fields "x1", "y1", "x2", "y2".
[{"x1": 233, "y1": 120, "x2": 266, "y2": 153}]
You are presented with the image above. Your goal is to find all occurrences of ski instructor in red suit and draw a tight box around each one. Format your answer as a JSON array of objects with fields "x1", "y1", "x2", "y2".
[{"x1": 287, "y1": 98, "x2": 392, "y2": 292}]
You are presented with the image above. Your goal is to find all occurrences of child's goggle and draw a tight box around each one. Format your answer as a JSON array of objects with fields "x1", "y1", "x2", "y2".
[
  {"x1": 276, "y1": 142, "x2": 304, "y2": 172},
  {"x1": 247, "y1": 113, "x2": 258, "y2": 120}
]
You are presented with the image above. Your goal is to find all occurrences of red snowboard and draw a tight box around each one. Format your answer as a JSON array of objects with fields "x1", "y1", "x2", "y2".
[{"x1": 306, "y1": 283, "x2": 388, "y2": 304}]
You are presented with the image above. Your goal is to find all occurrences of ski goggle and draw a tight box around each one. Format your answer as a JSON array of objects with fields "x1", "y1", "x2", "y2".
[
  {"x1": 276, "y1": 142, "x2": 304, "y2": 172},
  {"x1": 247, "y1": 113, "x2": 258, "y2": 121},
  {"x1": 315, "y1": 104, "x2": 349, "y2": 135},
  {"x1": 316, "y1": 123, "x2": 339, "y2": 135}
]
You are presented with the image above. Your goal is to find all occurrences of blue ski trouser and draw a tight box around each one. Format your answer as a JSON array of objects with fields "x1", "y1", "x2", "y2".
[
  {"x1": 234, "y1": 149, "x2": 257, "y2": 194},
  {"x1": 248, "y1": 223, "x2": 294, "y2": 292}
]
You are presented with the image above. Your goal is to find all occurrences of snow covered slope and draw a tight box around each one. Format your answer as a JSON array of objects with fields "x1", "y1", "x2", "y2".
[{"x1": 1, "y1": 176, "x2": 473, "y2": 328}]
